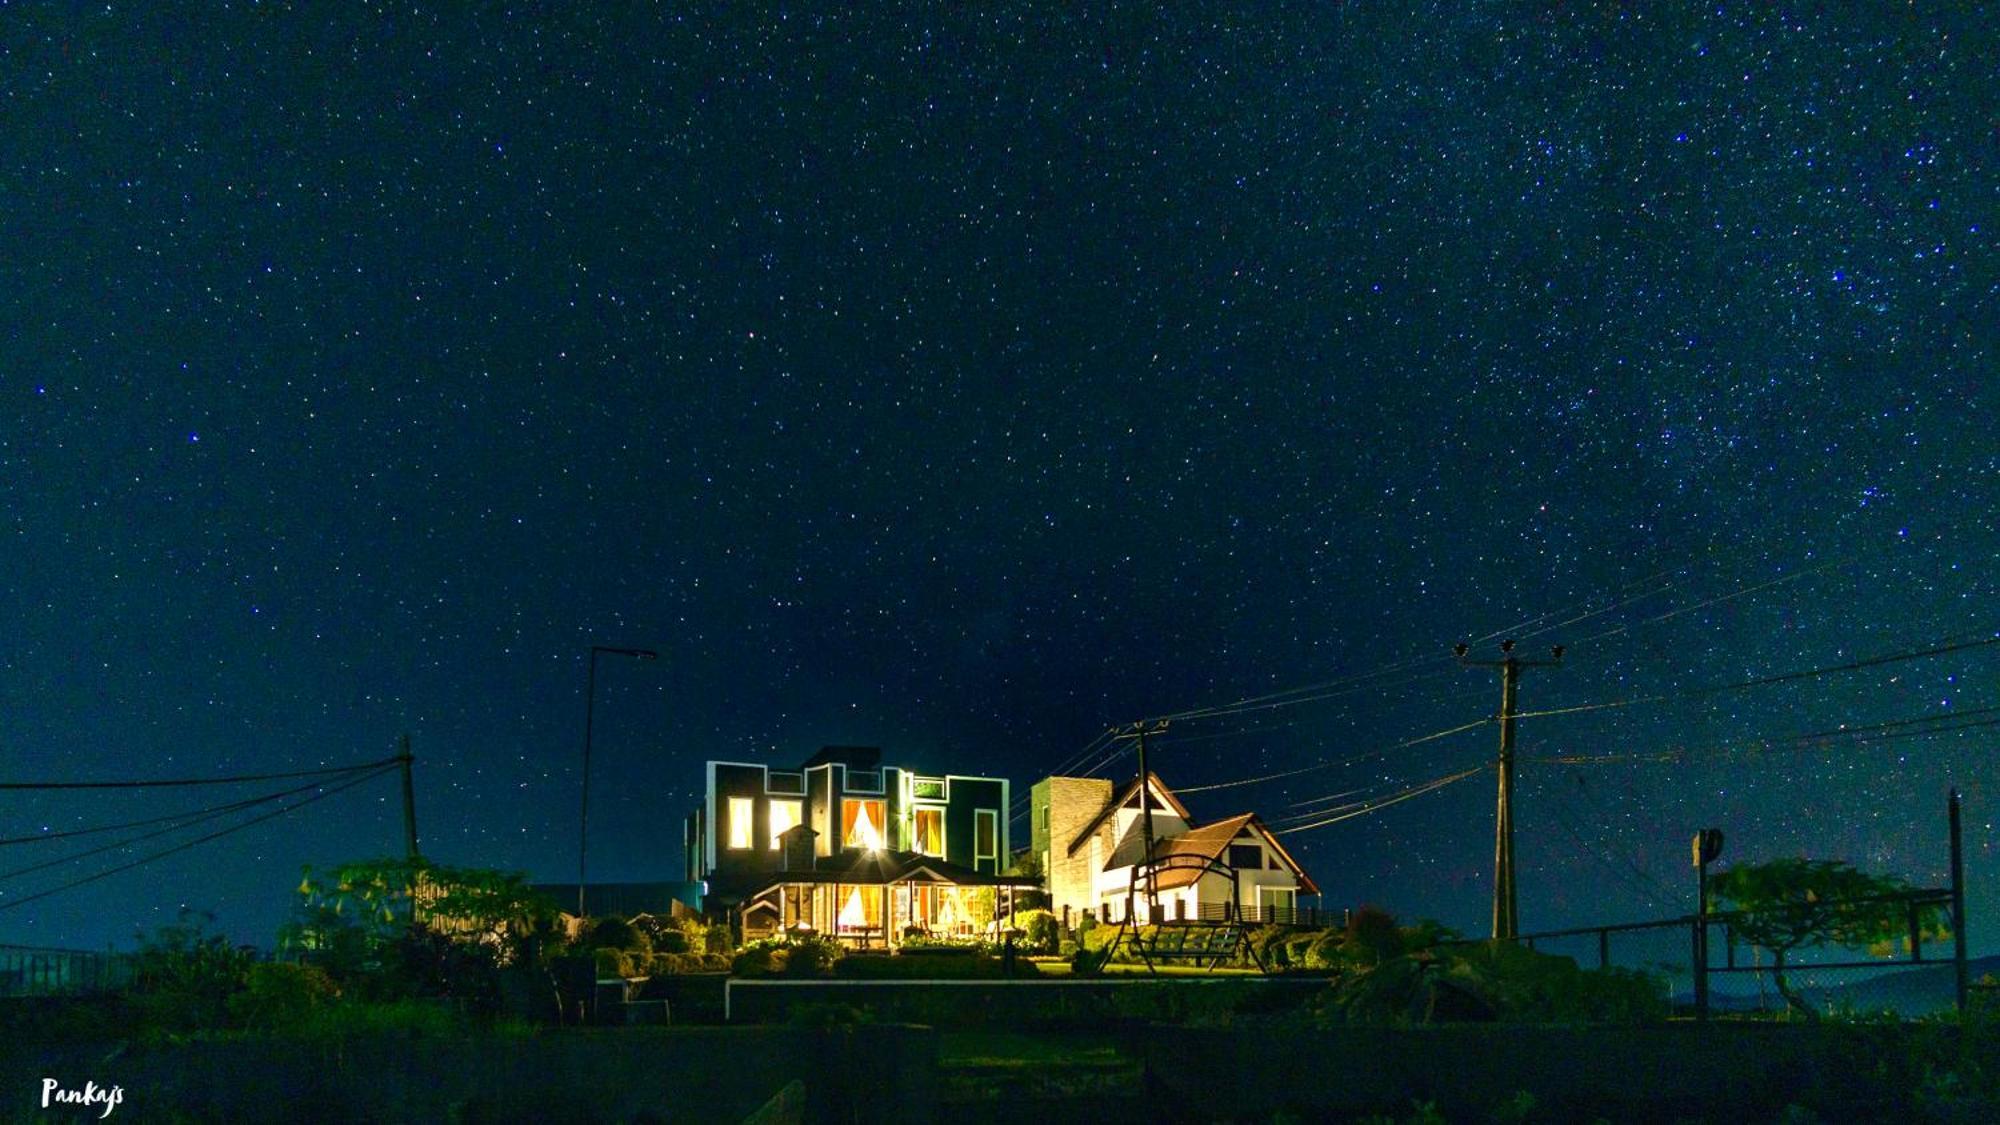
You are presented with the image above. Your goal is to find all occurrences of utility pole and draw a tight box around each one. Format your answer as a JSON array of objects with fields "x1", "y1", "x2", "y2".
[
  {"x1": 1950, "y1": 788, "x2": 1968, "y2": 1013},
  {"x1": 1457, "y1": 639, "x2": 1563, "y2": 941},
  {"x1": 399, "y1": 733, "x2": 420, "y2": 862},
  {"x1": 1112, "y1": 720, "x2": 1171, "y2": 920}
]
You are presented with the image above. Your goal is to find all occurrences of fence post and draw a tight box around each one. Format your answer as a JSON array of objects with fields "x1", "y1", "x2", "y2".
[
  {"x1": 1598, "y1": 928, "x2": 1609, "y2": 971},
  {"x1": 1951, "y1": 788, "x2": 1968, "y2": 1013},
  {"x1": 1693, "y1": 918, "x2": 1709, "y2": 1022}
]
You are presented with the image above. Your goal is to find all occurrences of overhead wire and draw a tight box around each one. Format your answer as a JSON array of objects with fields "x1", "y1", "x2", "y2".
[
  {"x1": 0, "y1": 767, "x2": 399, "y2": 883},
  {"x1": 1524, "y1": 706, "x2": 2000, "y2": 767},
  {"x1": 1506, "y1": 631, "x2": 2000, "y2": 726},
  {"x1": 0, "y1": 771, "x2": 385, "y2": 847},
  {"x1": 1180, "y1": 716, "x2": 1494, "y2": 797},
  {"x1": 1270, "y1": 764, "x2": 1490, "y2": 836},
  {"x1": 0, "y1": 765, "x2": 399, "y2": 913},
  {"x1": 0, "y1": 755, "x2": 402, "y2": 792}
]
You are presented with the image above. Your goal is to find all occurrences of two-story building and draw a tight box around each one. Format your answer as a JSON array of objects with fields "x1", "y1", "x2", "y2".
[
  {"x1": 686, "y1": 746, "x2": 1037, "y2": 947},
  {"x1": 1030, "y1": 771, "x2": 1318, "y2": 926}
]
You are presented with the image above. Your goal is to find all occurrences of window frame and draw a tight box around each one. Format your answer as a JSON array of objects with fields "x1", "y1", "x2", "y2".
[
  {"x1": 911, "y1": 804, "x2": 947, "y2": 858},
  {"x1": 842, "y1": 798, "x2": 887, "y2": 850},
  {"x1": 726, "y1": 797, "x2": 755, "y2": 851},
  {"x1": 974, "y1": 808, "x2": 999, "y2": 871},
  {"x1": 767, "y1": 798, "x2": 803, "y2": 851}
]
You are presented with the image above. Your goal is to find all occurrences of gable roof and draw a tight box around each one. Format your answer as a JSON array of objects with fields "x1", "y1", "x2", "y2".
[
  {"x1": 1064, "y1": 772, "x2": 1193, "y2": 857},
  {"x1": 1141, "y1": 814, "x2": 1321, "y2": 896}
]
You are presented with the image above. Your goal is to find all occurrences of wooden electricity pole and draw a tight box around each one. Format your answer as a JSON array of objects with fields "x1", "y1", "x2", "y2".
[
  {"x1": 399, "y1": 733, "x2": 421, "y2": 862},
  {"x1": 1457, "y1": 640, "x2": 1563, "y2": 941},
  {"x1": 1112, "y1": 720, "x2": 1171, "y2": 919}
]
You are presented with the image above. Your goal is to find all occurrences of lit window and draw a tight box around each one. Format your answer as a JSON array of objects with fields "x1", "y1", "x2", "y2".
[
  {"x1": 768, "y1": 799, "x2": 802, "y2": 850},
  {"x1": 842, "y1": 799, "x2": 885, "y2": 849},
  {"x1": 974, "y1": 809, "x2": 998, "y2": 868},
  {"x1": 913, "y1": 807, "x2": 945, "y2": 856},
  {"x1": 727, "y1": 797, "x2": 754, "y2": 850}
]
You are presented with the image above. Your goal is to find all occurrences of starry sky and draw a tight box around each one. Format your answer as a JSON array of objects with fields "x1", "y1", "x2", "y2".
[{"x1": 3, "y1": 4, "x2": 1994, "y2": 953}]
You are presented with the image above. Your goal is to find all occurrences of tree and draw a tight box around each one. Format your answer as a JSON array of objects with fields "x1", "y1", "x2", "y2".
[
  {"x1": 1711, "y1": 857, "x2": 1948, "y2": 1019},
  {"x1": 281, "y1": 858, "x2": 560, "y2": 974}
]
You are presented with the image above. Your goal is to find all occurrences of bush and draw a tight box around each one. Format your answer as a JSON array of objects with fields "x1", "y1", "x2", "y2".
[
  {"x1": 896, "y1": 938, "x2": 982, "y2": 957},
  {"x1": 1015, "y1": 909, "x2": 1060, "y2": 955},
  {"x1": 127, "y1": 909, "x2": 258, "y2": 1034},
  {"x1": 782, "y1": 933, "x2": 844, "y2": 977},
  {"x1": 228, "y1": 962, "x2": 339, "y2": 1032},
  {"x1": 385, "y1": 925, "x2": 504, "y2": 1008},
  {"x1": 732, "y1": 943, "x2": 786, "y2": 977},
  {"x1": 588, "y1": 917, "x2": 651, "y2": 956},
  {"x1": 646, "y1": 951, "x2": 732, "y2": 975},
  {"x1": 653, "y1": 929, "x2": 691, "y2": 955},
  {"x1": 731, "y1": 934, "x2": 843, "y2": 978},
  {"x1": 592, "y1": 947, "x2": 643, "y2": 979}
]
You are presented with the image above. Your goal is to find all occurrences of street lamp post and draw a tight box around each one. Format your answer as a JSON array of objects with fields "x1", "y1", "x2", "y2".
[{"x1": 578, "y1": 645, "x2": 658, "y2": 919}]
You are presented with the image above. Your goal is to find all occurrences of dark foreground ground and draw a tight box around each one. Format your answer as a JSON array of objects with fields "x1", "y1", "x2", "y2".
[{"x1": 7, "y1": 1016, "x2": 1997, "y2": 1124}]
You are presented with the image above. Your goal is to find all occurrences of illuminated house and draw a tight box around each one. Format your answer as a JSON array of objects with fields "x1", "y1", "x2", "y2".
[
  {"x1": 1030, "y1": 772, "x2": 1318, "y2": 926},
  {"x1": 685, "y1": 746, "x2": 1036, "y2": 947}
]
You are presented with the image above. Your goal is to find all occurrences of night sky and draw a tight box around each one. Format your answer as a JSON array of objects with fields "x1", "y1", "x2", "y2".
[{"x1": 4, "y1": 5, "x2": 1994, "y2": 953}]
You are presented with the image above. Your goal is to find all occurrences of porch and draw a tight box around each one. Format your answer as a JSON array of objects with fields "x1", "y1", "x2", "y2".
[{"x1": 739, "y1": 852, "x2": 1039, "y2": 949}]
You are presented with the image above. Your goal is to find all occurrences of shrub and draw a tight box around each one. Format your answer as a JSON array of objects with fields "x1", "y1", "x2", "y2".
[
  {"x1": 896, "y1": 938, "x2": 981, "y2": 957},
  {"x1": 127, "y1": 909, "x2": 257, "y2": 1034},
  {"x1": 732, "y1": 934, "x2": 842, "y2": 978},
  {"x1": 732, "y1": 942, "x2": 789, "y2": 978},
  {"x1": 782, "y1": 933, "x2": 844, "y2": 977},
  {"x1": 592, "y1": 947, "x2": 643, "y2": 979},
  {"x1": 588, "y1": 917, "x2": 651, "y2": 956},
  {"x1": 1014, "y1": 909, "x2": 1060, "y2": 955},
  {"x1": 653, "y1": 929, "x2": 691, "y2": 955},
  {"x1": 385, "y1": 925, "x2": 504, "y2": 1008},
  {"x1": 1070, "y1": 944, "x2": 1113, "y2": 977},
  {"x1": 1342, "y1": 905, "x2": 1405, "y2": 967},
  {"x1": 228, "y1": 962, "x2": 338, "y2": 1032}
]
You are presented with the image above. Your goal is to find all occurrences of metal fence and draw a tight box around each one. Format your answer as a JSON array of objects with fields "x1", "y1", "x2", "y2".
[
  {"x1": 1451, "y1": 886, "x2": 1970, "y2": 1019},
  {"x1": 0, "y1": 944, "x2": 132, "y2": 998}
]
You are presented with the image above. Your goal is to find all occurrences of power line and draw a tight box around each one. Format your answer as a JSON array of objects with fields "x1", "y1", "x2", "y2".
[
  {"x1": 1561, "y1": 561, "x2": 1841, "y2": 651},
  {"x1": 1182, "y1": 716, "x2": 1494, "y2": 797},
  {"x1": 1270, "y1": 764, "x2": 1490, "y2": 836},
  {"x1": 0, "y1": 755, "x2": 401, "y2": 792},
  {"x1": 0, "y1": 766, "x2": 398, "y2": 914},
  {"x1": 1525, "y1": 707, "x2": 2000, "y2": 767},
  {"x1": 0, "y1": 769, "x2": 395, "y2": 882},
  {"x1": 0, "y1": 773, "x2": 369, "y2": 847},
  {"x1": 1507, "y1": 631, "x2": 2000, "y2": 725}
]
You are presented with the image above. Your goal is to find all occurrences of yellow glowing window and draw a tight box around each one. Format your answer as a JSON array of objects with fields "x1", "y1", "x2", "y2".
[
  {"x1": 768, "y1": 799, "x2": 802, "y2": 850},
  {"x1": 727, "y1": 797, "x2": 754, "y2": 850},
  {"x1": 842, "y1": 799, "x2": 885, "y2": 849},
  {"x1": 975, "y1": 809, "x2": 998, "y2": 866},
  {"x1": 912, "y1": 807, "x2": 945, "y2": 856}
]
